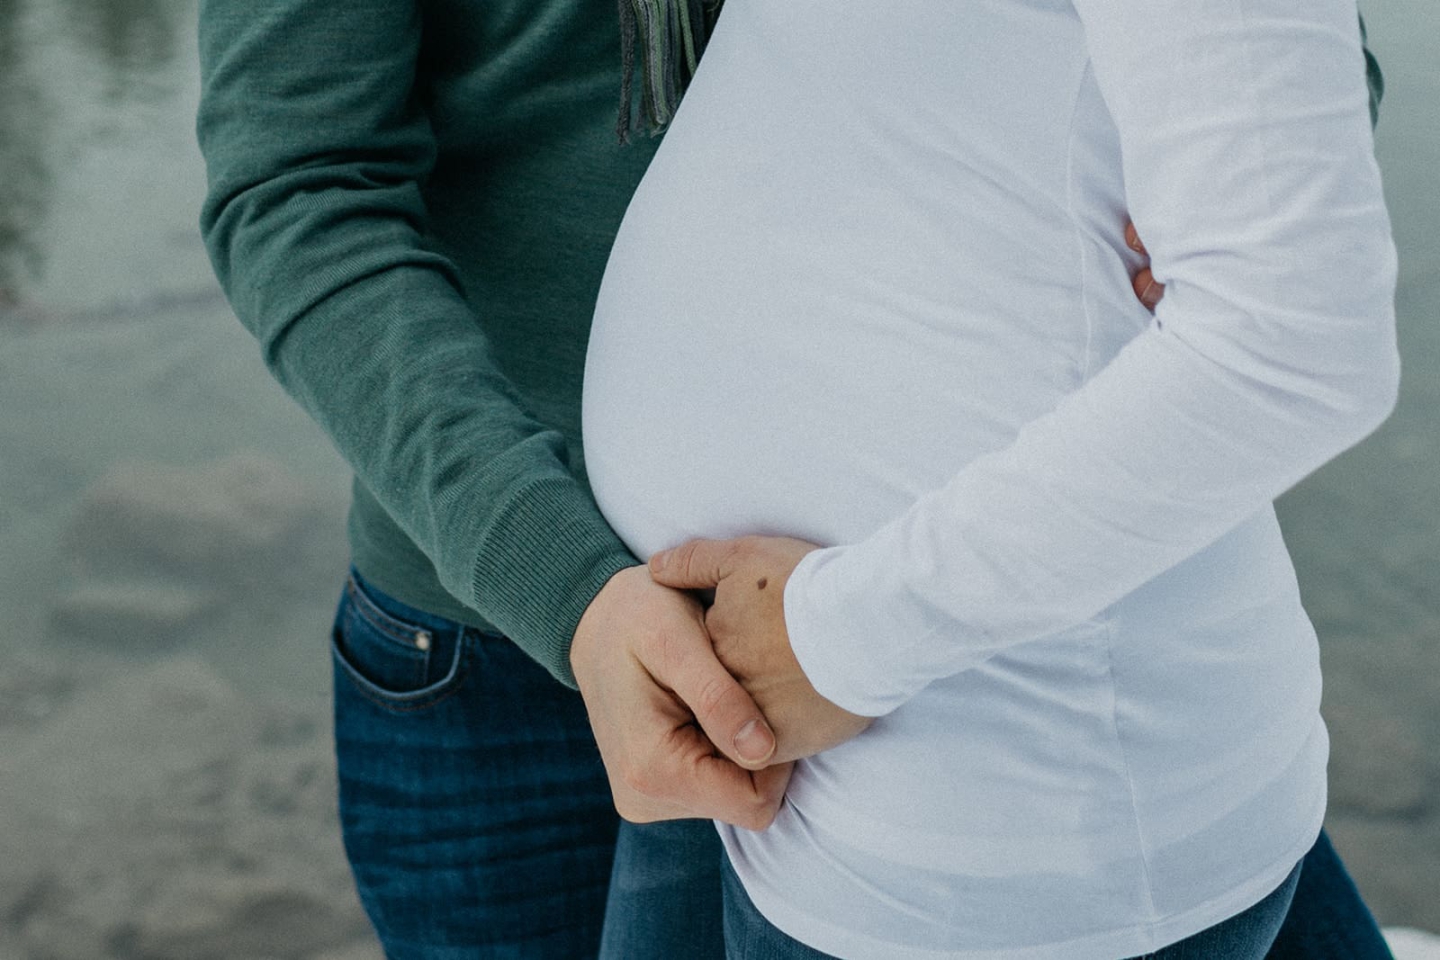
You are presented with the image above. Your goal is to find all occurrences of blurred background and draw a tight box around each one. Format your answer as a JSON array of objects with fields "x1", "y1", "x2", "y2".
[{"x1": 0, "y1": 0, "x2": 1434, "y2": 957}]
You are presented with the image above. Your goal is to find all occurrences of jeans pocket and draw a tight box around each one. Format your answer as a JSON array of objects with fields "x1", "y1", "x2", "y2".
[{"x1": 332, "y1": 571, "x2": 469, "y2": 710}]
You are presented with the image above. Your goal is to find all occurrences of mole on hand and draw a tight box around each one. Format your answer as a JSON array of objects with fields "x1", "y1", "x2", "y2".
[{"x1": 756, "y1": 577, "x2": 769, "y2": 590}]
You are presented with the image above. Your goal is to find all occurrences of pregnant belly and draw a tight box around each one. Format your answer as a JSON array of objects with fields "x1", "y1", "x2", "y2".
[
  {"x1": 582, "y1": 228, "x2": 1088, "y2": 561},
  {"x1": 579, "y1": 0, "x2": 1113, "y2": 561}
]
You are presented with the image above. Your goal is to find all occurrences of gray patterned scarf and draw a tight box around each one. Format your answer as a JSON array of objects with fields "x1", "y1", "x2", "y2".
[{"x1": 618, "y1": 0, "x2": 725, "y2": 141}]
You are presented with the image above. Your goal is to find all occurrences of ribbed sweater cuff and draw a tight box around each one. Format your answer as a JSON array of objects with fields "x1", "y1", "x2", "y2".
[{"x1": 471, "y1": 475, "x2": 637, "y2": 688}]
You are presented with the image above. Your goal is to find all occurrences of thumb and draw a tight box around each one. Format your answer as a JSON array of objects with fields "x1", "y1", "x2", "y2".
[
  {"x1": 649, "y1": 538, "x2": 734, "y2": 590},
  {"x1": 659, "y1": 627, "x2": 777, "y2": 769}
]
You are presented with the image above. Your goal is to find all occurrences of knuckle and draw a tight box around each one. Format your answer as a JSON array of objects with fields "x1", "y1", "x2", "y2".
[
  {"x1": 619, "y1": 767, "x2": 645, "y2": 796},
  {"x1": 648, "y1": 625, "x2": 679, "y2": 674},
  {"x1": 620, "y1": 761, "x2": 658, "y2": 798},
  {"x1": 653, "y1": 623, "x2": 701, "y2": 681},
  {"x1": 693, "y1": 672, "x2": 737, "y2": 722},
  {"x1": 666, "y1": 541, "x2": 688, "y2": 569},
  {"x1": 681, "y1": 542, "x2": 707, "y2": 582}
]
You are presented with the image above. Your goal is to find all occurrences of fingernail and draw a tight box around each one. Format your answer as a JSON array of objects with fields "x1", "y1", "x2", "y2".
[
  {"x1": 1141, "y1": 280, "x2": 1160, "y2": 306},
  {"x1": 734, "y1": 719, "x2": 775, "y2": 763},
  {"x1": 649, "y1": 550, "x2": 669, "y2": 569}
]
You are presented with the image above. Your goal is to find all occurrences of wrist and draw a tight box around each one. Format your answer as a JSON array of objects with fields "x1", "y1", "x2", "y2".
[{"x1": 569, "y1": 563, "x2": 644, "y2": 679}]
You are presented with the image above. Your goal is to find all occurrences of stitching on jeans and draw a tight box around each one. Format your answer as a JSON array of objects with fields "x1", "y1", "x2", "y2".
[
  {"x1": 344, "y1": 573, "x2": 451, "y2": 649},
  {"x1": 337, "y1": 628, "x2": 476, "y2": 714}
]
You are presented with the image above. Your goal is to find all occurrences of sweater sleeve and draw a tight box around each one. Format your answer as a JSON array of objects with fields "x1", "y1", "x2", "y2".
[
  {"x1": 196, "y1": 0, "x2": 635, "y2": 687},
  {"x1": 782, "y1": 0, "x2": 1400, "y2": 716}
]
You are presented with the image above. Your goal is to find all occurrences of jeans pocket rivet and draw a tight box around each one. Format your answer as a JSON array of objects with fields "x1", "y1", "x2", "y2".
[{"x1": 415, "y1": 631, "x2": 432, "y2": 652}]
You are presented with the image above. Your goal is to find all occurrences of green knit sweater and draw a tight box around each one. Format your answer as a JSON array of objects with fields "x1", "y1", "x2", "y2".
[{"x1": 198, "y1": 0, "x2": 660, "y2": 687}]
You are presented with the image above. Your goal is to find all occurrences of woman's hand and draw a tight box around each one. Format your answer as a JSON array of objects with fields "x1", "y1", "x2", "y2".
[
  {"x1": 1125, "y1": 221, "x2": 1165, "y2": 310},
  {"x1": 650, "y1": 537, "x2": 874, "y2": 766}
]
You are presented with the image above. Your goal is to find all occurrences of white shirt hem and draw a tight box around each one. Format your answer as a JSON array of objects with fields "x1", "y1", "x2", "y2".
[{"x1": 722, "y1": 818, "x2": 1322, "y2": 960}]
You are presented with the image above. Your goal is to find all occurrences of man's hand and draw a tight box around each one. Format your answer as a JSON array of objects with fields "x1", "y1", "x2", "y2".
[
  {"x1": 570, "y1": 565, "x2": 792, "y2": 830},
  {"x1": 649, "y1": 536, "x2": 873, "y2": 766},
  {"x1": 1126, "y1": 221, "x2": 1165, "y2": 310}
]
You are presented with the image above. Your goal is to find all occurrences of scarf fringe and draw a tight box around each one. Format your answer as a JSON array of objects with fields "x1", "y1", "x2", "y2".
[{"x1": 617, "y1": 0, "x2": 723, "y2": 142}]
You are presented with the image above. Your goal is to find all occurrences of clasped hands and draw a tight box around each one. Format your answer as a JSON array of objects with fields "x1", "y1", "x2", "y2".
[
  {"x1": 569, "y1": 536, "x2": 871, "y2": 831},
  {"x1": 572, "y1": 223, "x2": 1166, "y2": 830}
]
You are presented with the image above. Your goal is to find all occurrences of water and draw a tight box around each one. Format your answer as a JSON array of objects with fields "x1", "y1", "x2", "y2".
[{"x1": 0, "y1": 0, "x2": 1436, "y2": 950}]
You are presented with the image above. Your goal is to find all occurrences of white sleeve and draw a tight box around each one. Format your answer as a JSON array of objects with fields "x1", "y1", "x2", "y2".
[{"x1": 783, "y1": 0, "x2": 1399, "y2": 717}]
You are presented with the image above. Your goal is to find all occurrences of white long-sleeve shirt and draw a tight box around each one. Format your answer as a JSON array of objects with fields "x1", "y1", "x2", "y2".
[{"x1": 582, "y1": 0, "x2": 1399, "y2": 955}]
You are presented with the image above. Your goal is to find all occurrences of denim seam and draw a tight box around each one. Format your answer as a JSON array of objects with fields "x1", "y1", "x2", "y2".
[
  {"x1": 345, "y1": 572, "x2": 444, "y2": 647},
  {"x1": 333, "y1": 629, "x2": 476, "y2": 714}
]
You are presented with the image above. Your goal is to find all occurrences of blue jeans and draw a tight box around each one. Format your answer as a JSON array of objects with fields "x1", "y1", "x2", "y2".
[
  {"x1": 598, "y1": 819, "x2": 726, "y2": 960},
  {"x1": 1266, "y1": 830, "x2": 1395, "y2": 959},
  {"x1": 607, "y1": 818, "x2": 1392, "y2": 960},
  {"x1": 331, "y1": 569, "x2": 618, "y2": 958}
]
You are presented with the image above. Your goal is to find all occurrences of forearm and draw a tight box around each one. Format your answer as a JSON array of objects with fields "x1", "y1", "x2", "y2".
[{"x1": 785, "y1": 0, "x2": 1399, "y2": 716}]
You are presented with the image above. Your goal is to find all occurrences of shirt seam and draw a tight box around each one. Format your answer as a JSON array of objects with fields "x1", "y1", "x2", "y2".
[
  {"x1": 1100, "y1": 614, "x2": 1162, "y2": 936},
  {"x1": 1066, "y1": 58, "x2": 1097, "y2": 384}
]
